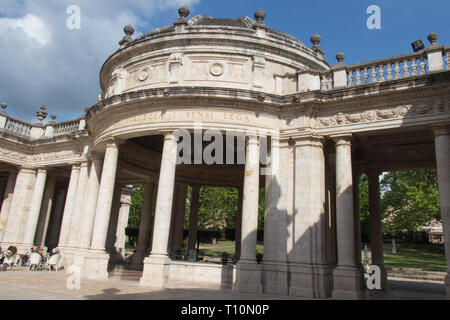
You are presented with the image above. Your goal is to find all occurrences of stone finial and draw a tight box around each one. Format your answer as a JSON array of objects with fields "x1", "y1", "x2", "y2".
[
  {"x1": 253, "y1": 9, "x2": 268, "y2": 30},
  {"x1": 0, "y1": 102, "x2": 7, "y2": 115},
  {"x1": 49, "y1": 114, "x2": 57, "y2": 123},
  {"x1": 119, "y1": 25, "x2": 135, "y2": 47},
  {"x1": 36, "y1": 105, "x2": 48, "y2": 123},
  {"x1": 427, "y1": 32, "x2": 438, "y2": 44},
  {"x1": 336, "y1": 52, "x2": 345, "y2": 63},
  {"x1": 254, "y1": 9, "x2": 266, "y2": 22},
  {"x1": 310, "y1": 34, "x2": 321, "y2": 46},
  {"x1": 174, "y1": 5, "x2": 190, "y2": 26},
  {"x1": 178, "y1": 5, "x2": 190, "y2": 18},
  {"x1": 310, "y1": 34, "x2": 324, "y2": 57}
]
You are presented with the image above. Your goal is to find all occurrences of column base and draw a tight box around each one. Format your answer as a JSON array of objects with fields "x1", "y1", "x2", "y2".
[
  {"x1": 261, "y1": 261, "x2": 288, "y2": 295},
  {"x1": 82, "y1": 249, "x2": 110, "y2": 280},
  {"x1": 140, "y1": 254, "x2": 171, "y2": 288},
  {"x1": 234, "y1": 260, "x2": 263, "y2": 294},
  {"x1": 58, "y1": 246, "x2": 76, "y2": 269},
  {"x1": 288, "y1": 263, "x2": 333, "y2": 298},
  {"x1": 332, "y1": 266, "x2": 366, "y2": 299}
]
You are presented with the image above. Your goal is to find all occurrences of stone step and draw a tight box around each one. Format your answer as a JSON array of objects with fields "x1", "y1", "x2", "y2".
[{"x1": 109, "y1": 269, "x2": 142, "y2": 281}]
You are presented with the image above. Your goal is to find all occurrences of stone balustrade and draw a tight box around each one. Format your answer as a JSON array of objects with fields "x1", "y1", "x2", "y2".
[
  {"x1": 0, "y1": 112, "x2": 84, "y2": 141},
  {"x1": 3, "y1": 116, "x2": 33, "y2": 137},
  {"x1": 346, "y1": 51, "x2": 429, "y2": 87},
  {"x1": 52, "y1": 119, "x2": 84, "y2": 137}
]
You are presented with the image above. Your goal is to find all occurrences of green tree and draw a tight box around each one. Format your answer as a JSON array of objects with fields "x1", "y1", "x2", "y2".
[{"x1": 380, "y1": 170, "x2": 440, "y2": 233}]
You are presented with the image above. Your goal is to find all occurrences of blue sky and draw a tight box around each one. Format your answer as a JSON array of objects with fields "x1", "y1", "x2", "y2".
[{"x1": 0, "y1": 0, "x2": 449, "y2": 121}]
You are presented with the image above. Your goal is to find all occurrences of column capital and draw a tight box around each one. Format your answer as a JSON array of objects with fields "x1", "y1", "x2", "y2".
[
  {"x1": 68, "y1": 162, "x2": 82, "y2": 169},
  {"x1": 292, "y1": 134, "x2": 325, "y2": 148},
  {"x1": 17, "y1": 166, "x2": 37, "y2": 174},
  {"x1": 35, "y1": 167, "x2": 48, "y2": 174},
  {"x1": 246, "y1": 135, "x2": 260, "y2": 146},
  {"x1": 330, "y1": 133, "x2": 353, "y2": 146},
  {"x1": 430, "y1": 124, "x2": 450, "y2": 137},
  {"x1": 161, "y1": 130, "x2": 179, "y2": 143},
  {"x1": 104, "y1": 137, "x2": 120, "y2": 149}
]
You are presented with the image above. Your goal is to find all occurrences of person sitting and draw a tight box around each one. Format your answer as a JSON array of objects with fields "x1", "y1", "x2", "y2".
[
  {"x1": 21, "y1": 248, "x2": 32, "y2": 266},
  {"x1": 0, "y1": 246, "x2": 4, "y2": 265}
]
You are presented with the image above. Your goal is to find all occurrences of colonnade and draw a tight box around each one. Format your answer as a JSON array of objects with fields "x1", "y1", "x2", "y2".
[{"x1": 0, "y1": 125, "x2": 449, "y2": 298}]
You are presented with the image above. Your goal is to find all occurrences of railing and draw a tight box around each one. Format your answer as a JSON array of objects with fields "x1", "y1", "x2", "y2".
[
  {"x1": 0, "y1": 114, "x2": 82, "y2": 140},
  {"x1": 53, "y1": 119, "x2": 81, "y2": 137},
  {"x1": 4, "y1": 117, "x2": 32, "y2": 137},
  {"x1": 346, "y1": 51, "x2": 429, "y2": 87}
]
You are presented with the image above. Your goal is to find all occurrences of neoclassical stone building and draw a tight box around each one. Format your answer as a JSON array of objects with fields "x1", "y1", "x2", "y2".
[{"x1": 0, "y1": 7, "x2": 449, "y2": 299}]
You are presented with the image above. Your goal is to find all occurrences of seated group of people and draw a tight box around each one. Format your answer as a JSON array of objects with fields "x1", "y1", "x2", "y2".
[
  {"x1": 21, "y1": 247, "x2": 60, "y2": 266},
  {"x1": 0, "y1": 246, "x2": 60, "y2": 267}
]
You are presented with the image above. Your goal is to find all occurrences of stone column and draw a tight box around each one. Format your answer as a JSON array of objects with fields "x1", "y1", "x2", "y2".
[
  {"x1": 0, "y1": 179, "x2": 6, "y2": 209},
  {"x1": 368, "y1": 170, "x2": 388, "y2": 290},
  {"x1": 115, "y1": 186, "x2": 134, "y2": 258},
  {"x1": 131, "y1": 183, "x2": 155, "y2": 270},
  {"x1": 235, "y1": 135, "x2": 262, "y2": 293},
  {"x1": 2, "y1": 167, "x2": 36, "y2": 249},
  {"x1": 432, "y1": 126, "x2": 450, "y2": 299},
  {"x1": 235, "y1": 186, "x2": 243, "y2": 260},
  {"x1": 22, "y1": 168, "x2": 48, "y2": 247},
  {"x1": 353, "y1": 169, "x2": 365, "y2": 287},
  {"x1": 46, "y1": 187, "x2": 67, "y2": 251},
  {"x1": 79, "y1": 155, "x2": 103, "y2": 249},
  {"x1": 34, "y1": 175, "x2": 57, "y2": 247},
  {"x1": 141, "y1": 132, "x2": 178, "y2": 288},
  {"x1": 105, "y1": 186, "x2": 122, "y2": 252},
  {"x1": 58, "y1": 164, "x2": 81, "y2": 248},
  {"x1": 167, "y1": 184, "x2": 179, "y2": 252},
  {"x1": 331, "y1": 135, "x2": 363, "y2": 299},
  {"x1": 325, "y1": 147, "x2": 337, "y2": 267},
  {"x1": 0, "y1": 170, "x2": 17, "y2": 242},
  {"x1": 187, "y1": 185, "x2": 200, "y2": 252},
  {"x1": 172, "y1": 183, "x2": 187, "y2": 252},
  {"x1": 68, "y1": 161, "x2": 89, "y2": 248},
  {"x1": 262, "y1": 138, "x2": 289, "y2": 295},
  {"x1": 83, "y1": 139, "x2": 119, "y2": 280},
  {"x1": 289, "y1": 135, "x2": 332, "y2": 298}
]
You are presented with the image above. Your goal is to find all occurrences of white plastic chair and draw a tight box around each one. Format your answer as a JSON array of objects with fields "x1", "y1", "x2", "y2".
[
  {"x1": 47, "y1": 253, "x2": 61, "y2": 272},
  {"x1": 3, "y1": 251, "x2": 16, "y2": 271},
  {"x1": 28, "y1": 252, "x2": 42, "y2": 271}
]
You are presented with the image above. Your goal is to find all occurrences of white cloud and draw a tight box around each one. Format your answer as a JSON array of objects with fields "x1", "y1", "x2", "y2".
[
  {"x1": 0, "y1": 14, "x2": 51, "y2": 45},
  {"x1": 0, "y1": 0, "x2": 201, "y2": 121}
]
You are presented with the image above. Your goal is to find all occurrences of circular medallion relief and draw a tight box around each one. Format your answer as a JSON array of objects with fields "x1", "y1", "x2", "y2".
[
  {"x1": 138, "y1": 68, "x2": 150, "y2": 82},
  {"x1": 209, "y1": 62, "x2": 225, "y2": 77}
]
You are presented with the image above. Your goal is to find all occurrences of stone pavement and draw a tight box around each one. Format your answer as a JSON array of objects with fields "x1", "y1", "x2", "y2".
[{"x1": 0, "y1": 267, "x2": 447, "y2": 300}]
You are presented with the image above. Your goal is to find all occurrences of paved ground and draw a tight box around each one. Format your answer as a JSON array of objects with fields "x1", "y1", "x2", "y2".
[{"x1": 0, "y1": 267, "x2": 447, "y2": 300}]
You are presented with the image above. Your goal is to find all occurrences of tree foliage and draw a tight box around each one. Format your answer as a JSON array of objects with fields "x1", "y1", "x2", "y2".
[
  {"x1": 359, "y1": 169, "x2": 440, "y2": 236},
  {"x1": 380, "y1": 170, "x2": 440, "y2": 234}
]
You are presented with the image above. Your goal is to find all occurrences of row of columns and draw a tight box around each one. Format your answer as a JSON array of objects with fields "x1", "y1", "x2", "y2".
[{"x1": 0, "y1": 124, "x2": 448, "y2": 299}]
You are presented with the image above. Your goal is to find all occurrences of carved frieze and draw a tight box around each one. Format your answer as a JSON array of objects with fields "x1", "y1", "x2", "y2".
[{"x1": 314, "y1": 100, "x2": 449, "y2": 128}]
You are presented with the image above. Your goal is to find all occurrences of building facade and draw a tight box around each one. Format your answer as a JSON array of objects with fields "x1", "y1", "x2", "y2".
[{"x1": 0, "y1": 7, "x2": 449, "y2": 299}]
